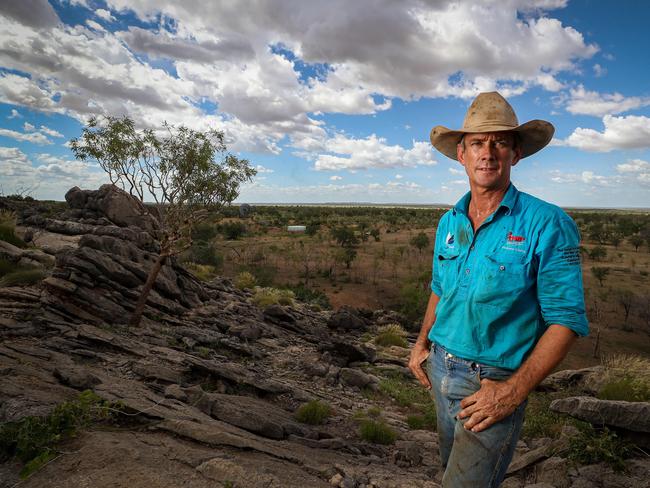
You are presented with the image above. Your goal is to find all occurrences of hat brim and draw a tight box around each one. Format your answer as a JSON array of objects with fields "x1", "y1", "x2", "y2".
[{"x1": 430, "y1": 120, "x2": 555, "y2": 161}]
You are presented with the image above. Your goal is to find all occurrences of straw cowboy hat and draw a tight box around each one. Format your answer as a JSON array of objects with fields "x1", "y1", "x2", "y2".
[{"x1": 430, "y1": 91, "x2": 555, "y2": 161}]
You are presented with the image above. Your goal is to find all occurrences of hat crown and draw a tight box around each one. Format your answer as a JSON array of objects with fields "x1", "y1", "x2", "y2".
[{"x1": 462, "y1": 91, "x2": 519, "y2": 131}]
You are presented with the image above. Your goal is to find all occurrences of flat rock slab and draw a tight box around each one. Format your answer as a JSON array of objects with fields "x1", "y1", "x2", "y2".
[{"x1": 550, "y1": 396, "x2": 650, "y2": 433}]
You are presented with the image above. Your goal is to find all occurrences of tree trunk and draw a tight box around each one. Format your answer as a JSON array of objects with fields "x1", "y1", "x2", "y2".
[{"x1": 129, "y1": 252, "x2": 168, "y2": 327}]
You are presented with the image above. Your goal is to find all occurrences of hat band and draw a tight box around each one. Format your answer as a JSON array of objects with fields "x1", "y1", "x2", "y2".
[{"x1": 462, "y1": 121, "x2": 518, "y2": 131}]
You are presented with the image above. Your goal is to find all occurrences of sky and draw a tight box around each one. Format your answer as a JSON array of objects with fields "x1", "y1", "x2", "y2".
[{"x1": 0, "y1": 0, "x2": 649, "y2": 207}]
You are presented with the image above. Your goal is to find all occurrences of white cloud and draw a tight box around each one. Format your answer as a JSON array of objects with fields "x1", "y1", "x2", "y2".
[
  {"x1": 23, "y1": 122, "x2": 35, "y2": 132},
  {"x1": 394, "y1": 174, "x2": 403, "y2": 179},
  {"x1": 562, "y1": 115, "x2": 650, "y2": 152},
  {"x1": 566, "y1": 85, "x2": 650, "y2": 116},
  {"x1": 0, "y1": 128, "x2": 52, "y2": 145},
  {"x1": 329, "y1": 175, "x2": 343, "y2": 181},
  {"x1": 549, "y1": 169, "x2": 619, "y2": 187},
  {"x1": 448, "y1": 167, "x2": 465, "y2": 175},
  {"x1": 86, "y1": 19, "x2": 106, "y2": 32},
  {"x1": 616, "y1": 159, "x2": 650, "y2": 173},
  {"x1": 254, "y1": 164, "x2": 273, "y2": 173},
  {"x1": 8, "y1": 109, "x2": 22, "y2": 119},
  {"x1": 95, "y1": 9, "x2": 116, "y2": 22},
  {"x1": 39, "y1": 125, "x2": 64, "y2": 138},
  {"x1": 593, "y1": 64, "x2": 606, "y2": 77},
  {"x1": 313, "y1": 134, "x2": 436, "y2": 171}
]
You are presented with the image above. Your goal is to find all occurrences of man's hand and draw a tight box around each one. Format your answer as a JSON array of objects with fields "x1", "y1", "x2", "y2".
[
  {"x1": 457, "y1": 379, "x2": 524, "y2": 433},
  {"x1": 408, "y1": 341, "x2": 431, "y2": 389}
]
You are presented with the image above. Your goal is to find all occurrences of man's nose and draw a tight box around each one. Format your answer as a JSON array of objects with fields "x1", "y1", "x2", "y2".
[{"x1": 479, "y1": 142, "x2": 497, "y2": 160}]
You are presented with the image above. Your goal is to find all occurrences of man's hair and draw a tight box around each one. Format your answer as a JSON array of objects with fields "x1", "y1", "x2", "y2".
[{"x1": 458, "y1": 132, "x2": 521, "y2": 151}]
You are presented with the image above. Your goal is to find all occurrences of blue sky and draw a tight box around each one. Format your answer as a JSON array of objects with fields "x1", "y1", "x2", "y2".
[{"x1": 1, "y1": 0, "x2": 649, "y2": 207}]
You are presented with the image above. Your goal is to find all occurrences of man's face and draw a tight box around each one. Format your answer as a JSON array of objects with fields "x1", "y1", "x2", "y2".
[{"x1": 456, "y1": 132, "x2": 521, "y2": 192}]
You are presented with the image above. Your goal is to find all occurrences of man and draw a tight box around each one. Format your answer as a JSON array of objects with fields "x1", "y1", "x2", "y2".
[{"x1": 408, "y1": 92, "x2": 588, "y2": 487}]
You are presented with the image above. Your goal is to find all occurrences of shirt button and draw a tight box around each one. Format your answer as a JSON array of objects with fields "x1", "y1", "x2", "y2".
[
  {"x1": 465, "y1": 268, "x2": 470, "y2": 274},
  {"x1": 499, "y1": 265, "x2": 506, "y2": 271},
  {"x1": 470, "y1": 245, "x2": 475, "y2": 250}
]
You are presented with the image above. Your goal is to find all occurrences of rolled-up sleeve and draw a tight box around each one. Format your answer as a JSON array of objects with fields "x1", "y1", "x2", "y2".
[{"x1": 535, "y1": 216, "x2": 589, "y2": 336}]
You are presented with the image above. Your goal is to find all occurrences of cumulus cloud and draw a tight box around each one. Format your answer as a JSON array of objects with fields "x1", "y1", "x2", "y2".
[
  {"x1": 549, "y1": 169, "x2": 619, "y2": 186},
  {"x1": 254, "y1": 165, "x2": 273, "y2": 173},
  {"x1": 0, "y1": 0, "x2": 59, "y2": 29},
  {"x1": 566, "y1": 85, "x2": 650, "y2": 116},
  {"x1": 313, "y1": 134, "x2": 436, "y2": 171},
  {"x1": 616, "y1": 159, "x2": 650, "y2": 173},
  {"x1": 448, "y1": 167, "x2": 465, "y2": 175},
  {"x1": 562, "y1": 115, "x2": 650, "y2": 152},
  {"x1": 0, "y1": 128, "x2": 52, "y2": 145},
  {"x1": 8, "y1": 109, "x2": 22, "y2": 119},
  {"x1": 329, "y1": 175, "x2": 342, "y2": 181},
  {"x1": 39, "y1": 125, "x2": 65, "y2": 138}
]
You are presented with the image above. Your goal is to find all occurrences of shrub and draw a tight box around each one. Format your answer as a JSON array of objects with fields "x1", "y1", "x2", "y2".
[
  {"x1": 0, "y1": 257, "x2": 19, "y2": 277},
  {"x1": 286, "y1": 283, "x2": 331, "y2": 310},
  {"x1": 0, "y1": 268, "x2": 45, "y2": 287},
  {"x1": 398, "y1": 280, "x2": 430, "y2": 323},
  {"x1": 521, "y1": 393, "x2": 564, "y2": 439},
  {"x1": 294, "y1": 400, "x2": 332, "y2": 425},
  {"x1": 0, "y1": 390, "x2": 122, "y2": 479},
  {"x1": 183, "y1": 242, "x2": 223, "y2": 268},
  {"x1": 359, "y1": 419, "x2": 397, "y2": 445},
  {"x1": 0, "y1": 210, "x2": 26, "y2": 247},
  {"x1": 235, "y1": 271, "x2": 257, "y2": 289},
  {"x1": 567, "y1": 424, "x2": 633, "y2": 472},
  {"x1": 374, "y1": 323, "x2": 408, "y2": 348},
  {"x1": 191, "y1": 222, "x2": 218, "y2": 241},
  {"x1": 599, "y1": 354, "x2": 650, "y2": 401},
  {"x1": 220, "y1": 221, "x2": 247, "y2": 240}
]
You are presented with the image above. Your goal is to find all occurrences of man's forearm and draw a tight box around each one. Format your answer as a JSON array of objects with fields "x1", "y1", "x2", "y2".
[
  {"x1": 506, "y1": 324, "x2": 577, "y2": 404},
  {"x1": 416, "y1": 292, "x2": 440, "y2": 346}
]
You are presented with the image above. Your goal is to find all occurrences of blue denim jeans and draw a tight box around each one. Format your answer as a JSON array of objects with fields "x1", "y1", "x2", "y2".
[{"x1": 427, "y1": 343, "x2": 527, "y2": 488}]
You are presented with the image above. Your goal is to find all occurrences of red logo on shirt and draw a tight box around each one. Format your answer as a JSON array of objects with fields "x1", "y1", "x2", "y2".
[{"x1": 507, "y1": 231, "x2": 525, "y2": 242}]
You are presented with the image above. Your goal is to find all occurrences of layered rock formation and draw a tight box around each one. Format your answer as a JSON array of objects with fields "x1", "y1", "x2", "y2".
[{"x1": 1, "y1": 185, "x2": 649, "y2": 488}]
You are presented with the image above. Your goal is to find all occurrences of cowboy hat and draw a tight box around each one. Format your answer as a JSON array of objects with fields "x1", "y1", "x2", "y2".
[{"x1": 430, "y1": 91, "x2": 555, "y2": 161}]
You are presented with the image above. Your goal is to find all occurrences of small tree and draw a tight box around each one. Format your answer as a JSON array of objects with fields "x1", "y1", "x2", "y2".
[
  {"x1": 71, "y1": 115, "x2": 255, "y2": 326},
  {"x1": 629, "y1": 235, "x2": 644, "y2": 252},
  {"x1": 589, "y1": 245, "x2": 607, "y2": 262},
  {"x1": 591, "y1": 266, "x2": 610, "y2": 287},
  {"x1": 410, "y1": 232, "x2": 430, "y2": 254},
  {"x1": 616, "y1": 289, "x2": 634, "y2": 328}
]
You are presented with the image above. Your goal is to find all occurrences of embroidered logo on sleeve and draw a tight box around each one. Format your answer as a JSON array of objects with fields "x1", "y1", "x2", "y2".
[
  {"x1": 446, "y1": 232, "x2": 455, "y2": 246},
  {"x1": 560, "y1": 246, "x2": 581, "y2": 265}
]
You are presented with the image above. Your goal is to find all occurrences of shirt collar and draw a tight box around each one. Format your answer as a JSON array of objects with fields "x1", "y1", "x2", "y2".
[{"x1": 452, "y1": 182, "x2": 519, "y2": 217}]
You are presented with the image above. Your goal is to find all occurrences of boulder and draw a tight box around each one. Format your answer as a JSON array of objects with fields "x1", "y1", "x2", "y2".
[
  {"x1": 326, "y1": 339, "x2": 376, "y2": 366},
  {"x1": 339, "y1": 368, "x2": 378, "y2": 389},
  {"x1": 327, "y1": 307, "x2": 367, "y2": 331}
]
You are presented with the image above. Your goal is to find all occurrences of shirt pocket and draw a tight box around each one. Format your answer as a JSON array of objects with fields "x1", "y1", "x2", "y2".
[
  {"x1": 437, "y1": 248, "x2": 461, "y2": 295},
  {"x1": 474, "y1": 251, "x2": 531, "y2": 308}
]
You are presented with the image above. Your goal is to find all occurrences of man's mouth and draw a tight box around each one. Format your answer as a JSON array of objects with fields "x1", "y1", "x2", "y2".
[{"x1": 477, "y1": 168, "x2": 497, "y2": 172}]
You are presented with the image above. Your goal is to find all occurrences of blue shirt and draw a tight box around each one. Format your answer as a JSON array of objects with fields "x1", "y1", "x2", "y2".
[{"x1": 429, "y1": 183, "x2": 588, "y2": 370}]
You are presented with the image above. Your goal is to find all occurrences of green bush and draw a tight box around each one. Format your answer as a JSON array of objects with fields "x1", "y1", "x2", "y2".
[
  {"x1": 286, "y1": 283, "x2": 331, "y2": 310},
  {"x1": 359, "y1": 419, "x2": 397, "y2": 445},
  {"x1": 294, "y1": 400, "x2": 332, "y2": 425},
  {"x1": 185, "y1": 242, "x2": 223, "y2": 268},
  {"x1": 191, "y1": 222, "x2": 218, "y2": 241},
  {"x1": 398, "y1": 280, "x2": 430, "y2": 323},
  {"x1": 567, "y1": 425, "x2": 633, "y2": 472},
  {"x1": 374, "y1": 323, "x2": 408, "y2": 348},
  {"x1": 0, "y1": 390, "x2": 122, "y2": 479},
  {"x1": 185, "y1": 263, "x2": 218, "y2": 282},
  {"x1": 0, "y1": 268, "x2": 45, "y2": 287},
  {"x1": 220, "y1": 221, "x2": 247, "y2": 240},
  {"x1": 0, "y1": 224, "x2": 26, "y2": 248},
  {"x1": 235, "y1": 271, "x2": 257, "y2": 289}
]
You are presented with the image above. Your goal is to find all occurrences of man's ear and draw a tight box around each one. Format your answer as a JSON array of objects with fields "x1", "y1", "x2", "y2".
[
  {"x1": 511, "y1": 147, "x2": 522, "y2": 167},
  {"x1": 457, "y1": 144, "x2": 466, "y2": 165}
]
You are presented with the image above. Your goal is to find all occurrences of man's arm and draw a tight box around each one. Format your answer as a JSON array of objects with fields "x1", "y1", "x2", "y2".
[
  {"x1": 458, "y1": 324, "x2": 576, "y2": 432},
  {"x1": 408, "y1": 291, "x2": 440, "y2": 389}
]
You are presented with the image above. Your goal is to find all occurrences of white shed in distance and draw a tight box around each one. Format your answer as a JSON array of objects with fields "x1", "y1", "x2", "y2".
[{"x1": 287, "y1": 225, "x2": 306, "y2": 233}]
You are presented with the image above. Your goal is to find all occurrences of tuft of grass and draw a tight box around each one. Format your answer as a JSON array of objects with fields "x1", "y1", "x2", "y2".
[
  {"x1": 359, "y1": 419, "x2": 397, "y2": 445},
  {"x1": 598, "y1": 376, "x2": 650, "y2": 402},
  {"x1": 0, "y1": 210, "x2": 26, "y2": 248},
  {"x1": 185, "y1": 263, "x2": 218, "y2": 282},
  {"x1": 0, "y1": 268, "x2": 45, "y2": 287},
  {"x1": 521, "y1": 393, "x2": 565, "y2": 439},
  {"x1": 567, "y1": 424, "x2": 633, "y2": 472},
  {"x1": 598, "y1": 354, "x2": 650, "y2": 402},
  {"x1": 252, "y1": 287, "x2": 295, "y2": 308},
  {"x1": 378, "y1": 372, "x2": 430, "y2": 407},
  {"x1": 0, "y1": 390, "x2": 123, "y2": 479},
  {"x1": 294, "y1": 400, "x2": 332, "y2": 425},
  {"x1": 235, "y1": 271, "x2": 257, "y2": 290},
  {"x1": 406, "y1": 403, "x2": 437, "y2": 431},
  {"x1": 374, "y1": 323, "x2": 408, "y2": 348}
]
